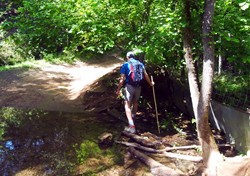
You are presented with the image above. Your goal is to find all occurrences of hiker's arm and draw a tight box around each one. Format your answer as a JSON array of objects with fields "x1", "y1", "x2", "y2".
[
  {"x1": 144, "y1": 70, "x2": 154, "y2": 86},
  {"x1": 116, "y1": 74, "x2": 125, "y2": 95}
]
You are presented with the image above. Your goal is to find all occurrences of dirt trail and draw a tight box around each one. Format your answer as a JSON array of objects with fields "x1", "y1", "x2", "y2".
[{"x1": 0, "y1": 54, "x2": 123, "y2": 112}]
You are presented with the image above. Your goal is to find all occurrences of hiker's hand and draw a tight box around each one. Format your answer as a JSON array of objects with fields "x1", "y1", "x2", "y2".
[
  {"x1": 116, "y1": 88, "x2": 123, "y2": 96},
  {"x1": 116, "y1": 89, "x2": 120, "y2": 96},
  {"x1": 116, "y1": 89, "x2": 124, "y2": 99},
  {"x1": 150, "y1": 81, "x2": 155, "y2": 86}
]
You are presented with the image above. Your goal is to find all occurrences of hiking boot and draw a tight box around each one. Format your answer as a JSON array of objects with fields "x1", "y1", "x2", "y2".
[{"x1": 124, "y1": 126, "x2": 136, "y2": 134}]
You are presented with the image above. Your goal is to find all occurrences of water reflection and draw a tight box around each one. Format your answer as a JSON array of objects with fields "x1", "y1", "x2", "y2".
[
  {"x1": 0, "y1": 140, "x2": 15, "y2": 165},
  {"x1": 0, "y1": 148, "x2": 5, "y2": 164},
  {"x1": 5, "y1": 140, "x2": 15, "y2": 150},
  {"x1": 0, "y1": 135, "x2": 60, "y2": 175},
  {"x1": 0, "y1": 110, "x2": 123, "y2": 175},
  {"x1": 32, "y1": 138, "x2": 45, "y2": 147}
]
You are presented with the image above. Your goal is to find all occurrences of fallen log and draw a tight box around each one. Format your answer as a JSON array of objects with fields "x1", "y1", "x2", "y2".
[
  {"x1": 118, "y1": 137, "x2": 233, "y2": 152},
  {"x1": 116, "y1": 140, "x2": 161, "y2": 153},
  {"x1": 128, "y1": 147, "x2": 186, "y2": 176},
  {"x1": 122, "y1": 131, "x2": 164, "y2": 149},
  {"x1": 116, "y1": 140, "x2": 202, "y2": 162},
  {"x1": 159, "y1": 152, "x2": 202, "y2": 162},
  {"x1": 141, "y1": 131, "x2": 162, "y2": 139},
  {"x1": 164, "y1": 145, "x2": 200, "y2": 151}
]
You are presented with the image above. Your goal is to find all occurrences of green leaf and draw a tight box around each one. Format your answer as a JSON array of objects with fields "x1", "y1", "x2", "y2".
[{"x1": 239, "y1": 2, "x2": 249, "y2": 10}]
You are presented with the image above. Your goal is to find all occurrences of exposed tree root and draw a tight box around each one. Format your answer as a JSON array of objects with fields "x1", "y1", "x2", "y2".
[
  {"x1": 122, "y1": 131, "x2": 164, "y2": 149},
  {"x1": 116, "y1": 140, "x2": 202, "y2": 162},
  {"x1": 118, "y1": 131, "x2": 250, "y2": 176},
  {"x1": 128, "y1": 147, "x2": 186, "y2": 176}
]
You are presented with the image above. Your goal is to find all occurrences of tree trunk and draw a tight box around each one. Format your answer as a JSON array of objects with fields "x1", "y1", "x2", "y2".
[
  {"x1": 198, "y1": 0, "x2": 222, "y2": 174},
  {"x1": 183, "y1": 0, "x2": 222, "y2": 173},
  {"x1": 218, "y1": 53, "x2": 222, "y2": 75},
  {"x1": 182, "y1": 0, "x2": 250, "y2": 175},
  {"x1": 183, "y1": 0, "x2": 200, "y2": 119}
]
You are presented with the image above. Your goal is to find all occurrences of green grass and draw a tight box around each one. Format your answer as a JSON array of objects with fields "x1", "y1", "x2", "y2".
[
  {"x1": 0, "y1": 53, "x2": 79, "y2": 72},
  {"x1": 0, "y1": 60, "x2": 38, "y2": 71},
  {"x1": 43, "y1": 52, "x2": 77, "y2": 64}
]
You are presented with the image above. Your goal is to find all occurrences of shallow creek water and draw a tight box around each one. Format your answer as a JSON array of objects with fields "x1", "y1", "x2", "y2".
[{"x1": 0, "y1": 110, "x2": 127, "y2": 175}]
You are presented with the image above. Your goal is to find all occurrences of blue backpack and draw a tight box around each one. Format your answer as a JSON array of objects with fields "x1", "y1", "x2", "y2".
[{"x1": 128, "y1": 60, "x2": 144, "y2": 87}]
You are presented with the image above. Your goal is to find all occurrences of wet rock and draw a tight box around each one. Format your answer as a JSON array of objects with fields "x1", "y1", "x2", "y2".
[{"x1": 98, "y1": 132, "x2": 113, "y2": 149}]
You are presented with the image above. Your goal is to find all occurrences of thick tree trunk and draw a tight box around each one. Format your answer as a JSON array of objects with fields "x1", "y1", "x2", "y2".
[
  {"x1": 198, "y1": 0, "x2": 223, "y2": 175},
  {"x1": 183, "y1": 0, "x2": 222, "y2": 174}
]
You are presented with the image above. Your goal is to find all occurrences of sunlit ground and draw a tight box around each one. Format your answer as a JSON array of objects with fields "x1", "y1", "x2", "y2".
[{"x1": 0, "y1": 56, "x2": 123, "y2": 112}]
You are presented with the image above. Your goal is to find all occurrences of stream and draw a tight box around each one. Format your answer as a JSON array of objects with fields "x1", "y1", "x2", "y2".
[{"x1": 0, "y1": 110, "x2": 127, "y2": 175}]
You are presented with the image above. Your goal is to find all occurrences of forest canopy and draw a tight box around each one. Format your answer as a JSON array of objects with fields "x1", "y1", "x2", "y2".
[
  {"x1": 0, "y1": 0, "x2": 249, "y2": 108},
  {"x1": 1, "y1": 0, "x2": 249, "y2": 65},
  {"x1": 0, "y1": 0, "x2": 250, "y2": 104},
  {"x1": 0, "y1": 1, "x2": 250, "y2": 174}
]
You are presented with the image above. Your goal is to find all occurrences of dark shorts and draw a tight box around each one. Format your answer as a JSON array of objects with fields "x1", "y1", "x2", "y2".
[{"x1": 123, "y1": 84, "x2": 141, "y2": 102}]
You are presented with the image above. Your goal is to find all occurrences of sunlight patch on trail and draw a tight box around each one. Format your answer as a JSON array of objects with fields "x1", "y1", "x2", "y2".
[
  {"x1": 67, "y1": 62, "x2": 121, "y2": 100},
  {"x1": 37, "y1": 60, "x2": 122, "y2": 100},
  {"x1": 0, "y1": 56, "x2": 123, "y2": 112}
]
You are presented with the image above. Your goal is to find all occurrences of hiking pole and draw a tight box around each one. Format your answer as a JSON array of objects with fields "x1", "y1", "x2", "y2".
[{"x1": 151, "y1": 76, "x2": 161, "y2": 134}]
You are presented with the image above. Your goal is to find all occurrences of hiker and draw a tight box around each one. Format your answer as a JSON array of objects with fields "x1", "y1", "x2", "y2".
[{"x1": 116, "y1": 51, "x2": 154, "y2": 133}]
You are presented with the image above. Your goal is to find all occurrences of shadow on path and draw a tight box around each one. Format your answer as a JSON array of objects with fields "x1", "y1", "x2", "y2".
[{"x1": 0, "y1": 53, "x2": 123, "y2": 112}]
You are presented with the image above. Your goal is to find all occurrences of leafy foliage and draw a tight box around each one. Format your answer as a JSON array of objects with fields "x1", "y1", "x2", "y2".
[
  {"x1": 0, "y1": 107, "x2": 22, "y2": 127},
  {"x1": 214, "y1": 0, "x2": 250, "y2": 68},
  {"x1": 213, "y1": 73, "x2": 249, "y2": 110},
  {"x1": 0, "y1": 0, "x2": 249, "y2": 109},
  {"x1": 1, "y1": 0, "x2": 249, "y2": 69},
  {"x1": 0, "y1": 107, "x2": 21, "y2": 140},
  {"x1": 0, "y1": 34, "x2": 25, "y2": 65},
  {"x1": 214, "y1": 74, "x2": 248, "y2": 93},
  {"x1": 0, "y1": 107, "x2": 46, "y2": 140}
]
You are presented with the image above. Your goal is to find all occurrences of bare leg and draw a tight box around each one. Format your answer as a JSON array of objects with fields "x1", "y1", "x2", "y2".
[{"x1": 124, "y1": 100, "x2": 134, "y2": 127}]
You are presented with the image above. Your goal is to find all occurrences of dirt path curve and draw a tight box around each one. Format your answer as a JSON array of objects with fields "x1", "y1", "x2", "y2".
[{"x1": 0, "y1": 54, "x2": 123, "y2": 112}]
